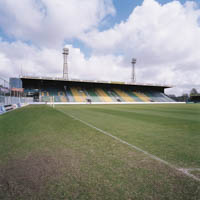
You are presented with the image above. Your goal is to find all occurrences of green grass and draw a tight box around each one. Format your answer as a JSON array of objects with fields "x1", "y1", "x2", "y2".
[
  {"x1": 0, "y1": 104, "x2": 200, "y2": 199},
  {"x1": 57, "y1": 104, "x2": 200, "y2": 168}
]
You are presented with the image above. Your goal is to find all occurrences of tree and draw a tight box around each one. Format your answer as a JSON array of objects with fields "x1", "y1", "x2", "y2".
[{"x1": 190, "y1": 88, "x2": 198, "y2": 96}]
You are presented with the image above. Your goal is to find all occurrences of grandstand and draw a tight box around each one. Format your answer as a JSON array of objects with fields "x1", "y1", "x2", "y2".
[
  {"x1": 9, "y1": 49, "x2": 176, "y2": 104},
  {"x1": 17, "y1": 76, "x2": 175, "y2": 103},
  {"x1": 190, "y1": 94, "x2": 200, "y2": 103}
]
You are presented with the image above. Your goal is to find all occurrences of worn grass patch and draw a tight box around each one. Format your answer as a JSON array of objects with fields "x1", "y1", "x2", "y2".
[
  {"x1": 0, "y1": 152, "x2": 63, "y2": 199},
  {"x1": 0, "y1": 105, "x2": 199, "y2": 199},
  {"x1": 190, "y1": 170, "x2": 200, "y2": 179}
]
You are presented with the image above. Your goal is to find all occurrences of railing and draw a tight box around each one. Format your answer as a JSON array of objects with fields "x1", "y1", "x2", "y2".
[{"x1": 0, "y1": 96, "x2": 34, "y2": 106}]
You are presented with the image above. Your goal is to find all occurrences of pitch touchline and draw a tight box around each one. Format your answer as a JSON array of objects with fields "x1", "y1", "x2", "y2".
[{"x1": 57, "y1": 109, "x2": 200, "y2": 182}]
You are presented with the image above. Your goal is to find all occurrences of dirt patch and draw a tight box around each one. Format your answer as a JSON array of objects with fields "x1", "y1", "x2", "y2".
[{"x1": 0, "y1": 152, "x2": 68, "y2": 199}]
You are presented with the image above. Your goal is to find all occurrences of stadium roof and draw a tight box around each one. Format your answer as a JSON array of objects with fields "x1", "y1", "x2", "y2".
[{"x1": 20, "y1": 75, "x2": 172, "y2": 89}]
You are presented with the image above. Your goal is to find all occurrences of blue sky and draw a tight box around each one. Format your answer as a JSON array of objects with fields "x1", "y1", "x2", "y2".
[
  {"x1": 1, "y1": 0, "x2": 197, "y2": 48},
  {"x1": 109, "y1": 0, "x2": 190, "y2": 26},
  {"x1": 70, "y1": 0, "x2": 200, "y2": 58},
  {"x1": 0, "y1": 0, "x2": 200, "y2": 95}
]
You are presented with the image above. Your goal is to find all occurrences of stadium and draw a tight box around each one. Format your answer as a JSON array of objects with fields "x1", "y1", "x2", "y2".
[
  {"x1": 6, "y1": 48, "x2": 176, "y2": 105},
  {"x1": 0, "y1": 47, "x2": 200, "y2": 199}
]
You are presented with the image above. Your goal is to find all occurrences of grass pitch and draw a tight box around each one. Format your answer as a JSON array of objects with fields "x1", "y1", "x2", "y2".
[{"x1": 0, "y1": 104, "x2": 200, "y2": 199}]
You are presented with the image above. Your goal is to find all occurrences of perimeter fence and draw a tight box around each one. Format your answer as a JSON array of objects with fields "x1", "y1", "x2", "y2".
[{"x1": 0, "y1": 77, "x2": 33, "y2": 106}]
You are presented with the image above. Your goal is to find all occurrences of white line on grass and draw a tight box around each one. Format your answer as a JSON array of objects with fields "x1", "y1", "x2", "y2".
[{"x1": 57, "y1": 109, "x2": 200, "y2": 182}]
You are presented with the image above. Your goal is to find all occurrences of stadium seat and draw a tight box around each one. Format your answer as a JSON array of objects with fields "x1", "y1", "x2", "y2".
[
  {"x1": 114, "y1": 89, "x2": 134, "y2": 102},
  {"x1": 95, "y1": 88, "x2": 113, "y2": 102}
]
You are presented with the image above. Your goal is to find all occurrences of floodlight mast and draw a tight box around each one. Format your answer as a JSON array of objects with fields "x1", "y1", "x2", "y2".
[
  {"x1": 131, "y1": 58, "x2": 136, "y2": 83},
  {"x1": 63, "y1": 48, "x2": 69, "y2": 80}
]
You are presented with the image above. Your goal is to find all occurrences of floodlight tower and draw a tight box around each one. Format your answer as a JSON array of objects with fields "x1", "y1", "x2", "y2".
[
  {"x1": 63, "y1": 48, "x2": 69, "y2": 79},
  {"x1": 131, "y1": 58, "x2": 136, "y2": 83}
]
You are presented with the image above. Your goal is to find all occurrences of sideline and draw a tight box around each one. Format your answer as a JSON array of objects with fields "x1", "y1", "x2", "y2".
[
  {"x1": 44, "y1": 101, "x2": 186, "y2": 105},
  {"x1": 56, "y1": 108, "x2": 200, "y2": 182}
]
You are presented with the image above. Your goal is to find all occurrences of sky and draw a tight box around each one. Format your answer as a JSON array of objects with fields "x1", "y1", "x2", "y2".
[{"x1": 0, "y1": 0, "x2": 200, "y2": 95}]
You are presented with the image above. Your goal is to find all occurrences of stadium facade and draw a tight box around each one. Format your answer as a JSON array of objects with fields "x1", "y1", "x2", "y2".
[
  {"x1": 8, "y1": 75, "x2": 174, "y2": 103},
  {"x1": 9, "y1": 48, "x2": 175, "y2": 104}
]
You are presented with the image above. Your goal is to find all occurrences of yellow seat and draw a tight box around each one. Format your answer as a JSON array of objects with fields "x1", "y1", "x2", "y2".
[
  {"x1": 70, "y1": 87, "x2": 84, "y2": 102},
  {"x1": 95, "y1": 88, "x2": 113, "y2": 102},
  {"x1": 114, "y1": 89, "x2": 134, "y2": 102},
  {"x1": 133, "y1": 92, "x2": 150, "y2": 102}
]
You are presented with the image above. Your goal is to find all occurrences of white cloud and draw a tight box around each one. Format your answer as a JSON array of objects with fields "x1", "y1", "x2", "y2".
[
  {"x1": 0, "y1": 0, "x2": 200, "y2": 95},
  {"x1": 0, "y1": 40, "x2": 62, "y2": 78},
  {"x1": 0, "y1": 0, "x2": 115, "y2": 47},
  {"x1": 0, "y1": 52, "x2": 13, "y2": 79},
  {"x1": 0, "y1": 41, "x2": 128, "y2": 86},
  {"x1": 81, "y1": 0, "x2": 200, "y2": 94},
  {"x1": 66, "y1": 45, "x2": 128, "y2": 81}
]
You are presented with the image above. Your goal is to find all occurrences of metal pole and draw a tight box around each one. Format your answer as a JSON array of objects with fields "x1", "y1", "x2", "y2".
[
  {"x1": 131, "y1": 58, "x2": 136, "y2": 83},
  {"x1": 63, "y1": 48, "x2": 69, "y2": 80}
]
